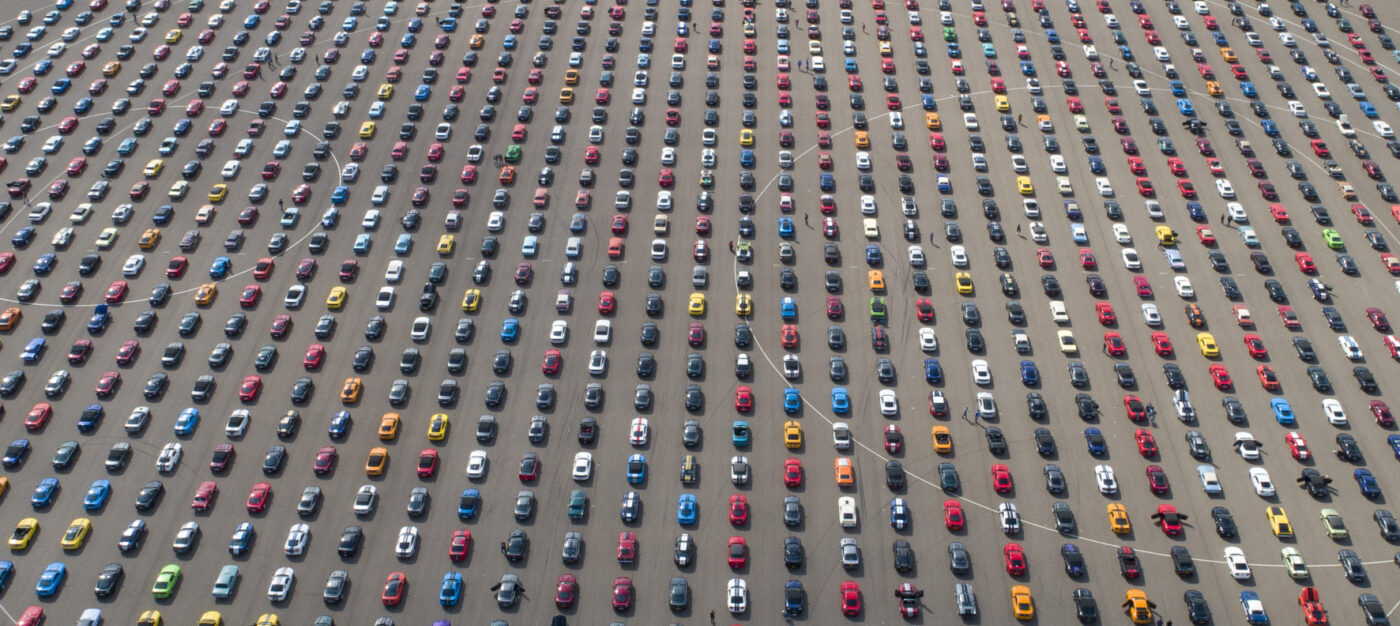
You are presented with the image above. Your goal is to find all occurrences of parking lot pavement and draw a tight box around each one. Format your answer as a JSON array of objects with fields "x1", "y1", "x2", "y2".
[{"x1": 3, "y1": 0, "x2": 1400, "y2": 622}]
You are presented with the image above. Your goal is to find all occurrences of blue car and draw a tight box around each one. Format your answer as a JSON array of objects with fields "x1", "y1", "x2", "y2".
[
  {"x1": 401, "y1": 33, "x2": 417, "y2": 47},
  {"x1": 780, "y1": 297, "x2": 797, "y2": 320},
  {"x1": 13, "y1": 43, "x2": 32, "y2": 58},
  {"x1": 1084, "y1": 428, "x2": 1107, "y2": 455},
  {"x1": 783, "y1": 388, "x2": 801, "y2": 414},
  {"x1": 329, "y1": 411, "x2": 351, "y2": 439},
  {"x1": 1240, "y1": 590, "x2": 1268, "y2": 623},
  {"x1": 394, "y1": 233, "x2": 413, "y2": 254},
  {"x1": 360, "y1": 49, "x2": 376, "y2": 63},
  {"x1": 174, "y1": 408, "x2": 199, "y2": 435},
  {"x1": 1020, "y1": 360, "x2": 1040, "y2": 385},
  {"x1": 244, "y1": 14, "x2": 260, "y2": 28},
  {"x1": 500, "y1": 317, "x2": 520, "y2": 342},
  {"x1": 503, "y1": 34, "x2": 516, "y2": 49},
  {"x1": 1356, "y1": 469, "x2": 1382, "y2": 498},
  {"x1": 331, "y1": 185, "x2": 349, "y2": 204},
  {"x1": 921, "y1": 95, "x2": 936, "y2": 110},
  {"x1": 1176, "y1": 98, "x2": 1195, "y2": 116},
  {"x1": 712, "y1": 39, "x2": 724, "y2": 53},
  {"x1": 1270, "y1": 398, "x2": 1294, "y2": 425},
  {"x1": 677, "y1": 493, "x2": 698, "y2": 525},
  {"x1": 865, "y1": 245, "x2": 882, "y2": 265},
  {"x1": 739, "y1": 150, "x2": 754, "y2": 167},
  {"x1": 74, "y1": 97, "x2": 92, "y2": 114},
  {"x1": 946, "y1": 43, "x2": 961, "y2": 57},
  {"x1": 1087, "y1": 156, "x2": 1105, "y2": 174},
  {"x1": 20, "y1": 338, "x2": 45, "y2": 363},
  {"x1": 844, "y1": 58, "x2": 858, "y2": 73},
  {"x1": 33, "y1": 253, "x2": 55, "y2": 274},
  {"x1": 1360, "y1": 101, "x2": 1378, "y2": 118},
  {"x1": 440, "y1": 572, "x2": 463, "y2": 606},
  {"x1": 2, "y1": 439, "x2": 30, "y2": 468},
  {"x1": 831, "y1": 387, "x2": 850, "y2": 414},
  {"x1": 117, "y1": 137, "x2": 138, "y2": 155},
  {"x1": 778, "y1": 217, "x2": 794, "y2": 238},
  {"x1": 33, "y1": 60, "x2": 52, "y2": 76},
  {"x1": 77, "y1": 404, "x2": 103, "y2": 431},
  {"x1": 1169, "y1": 80, "x2": 1185, "y2": 97},
  {"x1": 784, "y1": 580, "x2": 805, "y2": 615},
  {"x1": 34, "y1": 562, "x2": 64, "y2": 597},
  {"x1": 83, "y1": 479, "x2": 110, "y2": 510},
  {"x1": 1240, "y1": 82, "x2": 1257, "y2": 98},
  {"x1": 414, "y1": 85, "x2": 431, "y2": 101},
  {"x1": 440, "y1": 17, "x2": 457, "y2": 31},
  {"x1": 210, "y1": 256, "x2": 231, "y2": 278},
  {"x1": 86, "y1": 304, "x2": 110, "y2": 333},
  {"x1": 457, "y1": 488, "x2": 480, "y2": 519},
  {"x1": 1261, "y1": 120, "x2": 1279, "y2": 137},
  {"x1": 0, "y1": 560, "x2": 13, "y2": 592},
  {"x1": 732, "y1": 420, "x2": 750, "y2": 446},
  {"x1": 924, "y1": 359, "x2": 944, "y2": 383},
  {"x1": 1186, "y1": 201, "x2": 1205, "y2": 221},
  {"x1": 819, "y1": 173, "x2": 834, "y2": 191},
  {"x1": 341, "y1": 16, "x2": 356, "y2": 29},
  {"x1": 1020, "y1": 60, "x2": 1036, "y2": 75},
  {"x1": 1045, "y1": 29, "x2": 1059, "y2": 43},
  {"x1": 626, "y1": 453, "x2": 646, "y2": 484},
  {"x1": 31, "y1": 477, "x2": 59, "y2": 508},
  {"x1": 51, "y1": 78, "x2": 70, "y2": 94}
]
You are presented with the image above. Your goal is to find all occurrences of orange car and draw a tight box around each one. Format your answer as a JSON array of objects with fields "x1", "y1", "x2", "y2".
[
  {"x1": 834, "y1": 457, "x2": 854, "y2": 486},
  {"x1": 781, "y1": 324, "x2": 799, "y2": 348}
]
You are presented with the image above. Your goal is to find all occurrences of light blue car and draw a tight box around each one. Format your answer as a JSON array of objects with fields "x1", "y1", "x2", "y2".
[
  {"x1": 783, "y1": 388, "x2": 801, "y2": 414},
  {"x1": 174, "y1": 408, "x2": 199, "y2": 435},
  {"x1": 677, "y1": 493, "x2": 697, "y2": 525},
  {"x1": 439, "y1": 572, "x2": 463, "y2": 606},
  {"x1": 626, "y1": 453, "x2": 646, "y2": 484},
  {"x1": 780, "y1": 297, "x2": 797, "y2": 320},
  {"x1": 1271, "y1": 398, "x2": 1295, "y2": 425},
  {"x1": 83, "y1": 479, "x2": 110, "y2": 510},
  {"x1": 831, "y1": 387, "x2": 850, "y2": 414}
]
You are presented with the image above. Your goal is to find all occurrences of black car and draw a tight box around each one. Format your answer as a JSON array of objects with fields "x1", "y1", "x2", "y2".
[
  {"x1": 135, "y1": 480, "x2": 164, "y2": 510},
  {"x1": 782, "y1": 536, "x2": 804, "y2": 568},
  {"x1": 1027, "y1": 393, "x2": 1049, "y2": 420},
  {"x1": 1072, "y1": 588, "x2": 1097, "y2": 623},
  {"x1": 337, "y1": 525, "x2": 363, "y2": 557},
  {"x1": 985, "y1": 427, "x2": 1008, "y2": 455},
  {"x1": 94, "y1": 563, "x2": 123, "y2": 598},
  {"x1": 1211, "y1": 506, "x2": 1236, "y2": 537},
  {"x1": 1184, "y1": 590, "x2": 1211, "y2": 624},
  {"x1": 892, "y1": 540, "x2": 914, "y2": 572},
  {"x1": 290, "y1": 377, "x2": 314, "y2": 404},
  {"x1": 885, "y1": 461, "x2": 906, "y2": 490},
  {"x1": 262, "y1": 446, "x2": 287, "y2": 475},
  {"x1": 1336, "y1": 434, "x2": 1364, "y2": 462},
  {"x1": 1170, "y1": 546, "x2": 1195, "y2": 577}
]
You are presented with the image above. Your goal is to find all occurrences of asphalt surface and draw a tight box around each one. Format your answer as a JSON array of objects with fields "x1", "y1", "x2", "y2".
[{"x1": 2, "y1": 0, "x2": 1400, "y2": 622}]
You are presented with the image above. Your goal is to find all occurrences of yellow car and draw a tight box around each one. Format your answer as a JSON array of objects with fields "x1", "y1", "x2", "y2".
[
  {"x1": 783, "y1": 420, "x2": 803, "y2": 448},
  {"x1": 469, "y1": 34, "x2": 485, "y2": 48},
  {"x1": 59, "y1": 518, "x2": 91, "y2": 550},
  {"x1": 559, "y1": 87, "x2": 574, "y2": 103},
  {"x1": 1266, "y1": 506, "x2": 1293, "y2": 537},
  {"x1": 688, "y1": 292, "x2": 706, "y2": 316},
  {"x1": 340, "y1": 376, "x2": 362, "y2": 403},
  {"x1": 461, "y1": 288, "x2": 482, "y2": 312},
  {"x1": 1010, "y1": 585, "x2": 1034, "y2": 620},
  {"x1": 138, "y1": 611, "x2": 163, "y2": 626},
  {"x1": 197, "y1": 612, "x2": 223, "y2": 626},
  {"x1": 924, "y1": 112, "x2": 941, "y2": 129},
  {"x1": 1155, "y1": 225, "x2": 1177, "y2": 245},
  {"x1": 862, "y1": 218, "x2": 879, "y2": 239},
  {"x1": 378, "y1": 412, "x2": 401, "y2": 440},
  {"x1": 1206, "y1": 80, "x2": 1222, "y2": 97},
  {"x1": 738, "y1": 129, "x2": 754, "y2": 146},
  {"x1": 1057, "y1": 329, "x2": 1078, "y2": 353},
  {"x1": 377, "y1": 84, "x2": 394, "y2": 99},
  {"x1": 168, "y1": 180, "x2": 189, "y2": 199},
  {"x1": 254, "y1": 615, "x2": 278, "y2": 626},
  {"x1": 868, "y1": 270, "x2": 885, "y2": 291},
  {"x1": 994, "y1": 95, "x2": 1010, "y2": 111},
  {"x1": 879, "y1": 40, "x2": 893, "y2": 56},
  {"x1": 1, "y1": 95, "x2": 20, "y2": 112},
  {"x1": 96, "y1": 227, "x2": 119, "y2": 249},
  {"x1": 326, "y1": 285, "x2": 347, "y2": 309},
  {"x1": 437, "y1": 234, "x2": 455, "y2": 254},
  {"x1": 834, "y1": 457, "x2": 854, "y2": 486},
  {"x1": 194, "y1": 283, "x2": 217, "y2": 306},
  {"x1": 1123, "y1": 590, "x2": 1152, "y2": 623},
  {"x1": 165, "y1": 28, "x2": 182, "y2": 43},
  {"x1": 427, "y1": 413, "x2": 450, "y2": 441},
  {"x1": 143, "y1": 159, "x2": 164, "y2": 177},
  {"x1": 0, "y1": 308, "x2": 19, "y2": 331},
  {"x1": 564, "y1": 69, "x2": 579, "y2": 84},
  {"x1": 954, "y1": 271, "x2": 974, "y2": 294},
  {"x1": 853, "y1": 130, "x2": 870, "y2": 148},
  {"x1": 1016, "y1": 176, "x2": 1034, "y2": 195},
  {"x1": 358, "y1": 121, "x2": 376, "y2": 138},
  {"x1": 138, "y1": 228, "x2": 161, "y2": 249},
  {"x1": 102, "y1": 61, "x2": 122, "y2": 76},
  {"x1": 1107, "y1": 503, "x2": 1131, "y2": 534},
  {"x1": 1220, "y1": 47, "x2": 1237, "y2": 62},
  {"x1": 9, "y1": 518, "x2": 38, "y2": 550},
  {"x1": 207, "y1": 183, "x2": 228, "y2": 202},
  {"x1": 364, "y1": 447, "x2": 389, "y2": 476},
  {"x1": 1196, "y1": 332, "x2": 1219, "y2": 357},
  {"x1": 735, "y1": 293, "x2": 752, "y2": 316},
  {"x1": 932, "y1": 425, "x2": 953, "y2": 453}
]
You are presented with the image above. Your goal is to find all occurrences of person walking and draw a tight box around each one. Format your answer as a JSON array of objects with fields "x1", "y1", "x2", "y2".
[
  {"x1": 804, "y1": 213, "x2": 810, "y2": 226},
  {"x1": 710, "y1": 610, "x2": 717, "y2": 625},
  {"x1": 1017, "y1": 113, "x2": 1023, "y2": 125}
]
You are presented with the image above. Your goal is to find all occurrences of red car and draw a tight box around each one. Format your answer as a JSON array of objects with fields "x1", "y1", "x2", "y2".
[
  {"x1": 253, "y1": 257, "x2": 275, "y2": 280},
  {"x1": 729, "y1": 494, "x2": 749, "y2": 525},
  {"x1": 449, "y1": 529, "x2": 471, "y2": 561},
  {"x1": 883, "y1": 425, "x2": 902, "y2": 453},
  {"x1": 59, "y1": 281, "x2": 83, "y2": 304},
  {"x1": 313, "y1": 446, "x2": 337, "y2": 474},
  {"x1": 191, "y1": 481, "x2": 217, "y2": 511},
  {"x1": 611, "y1": 577, "x2": 634, "y2": 610},
  {"x1": 687, "y1": 322, "x2": 706, "y2": 346},
  {"x1": 381, "y1": 572, "x2": 406, "y2": 607},
  {"x1": 1177, "y1": 180, "x2": 1196, "y2": 198},
  {"x1": 915, "y1": 298, "x2": 934, "y2": 322},
  {"x1": 1256, "y1": 365, "x2": 1280, "y2": 390},
  {"x1": 1123, "y1": 395, "x2": 1147, "y2": 422},
  {"x1": 1003, "y1": 542, "x2": 1027, "y2": 575},
  {"x1": 597, "y1": 291, "x2": 616, "y2": 314},
  {"x1": 1208, "y1": 364, "x2": 1232, "y2": 389},
  {"x1": 417, "y1": 449, "x2": 439, "y2": 478},
  {"x1": 827, "y1": 296, "x2": 844, "y2": 319},
  {"x1": 1151, "y1": 332, "x2": 1172, "y2": 355},
  {"x1": 246, "y1": 482, "x2": 272, "y2": 513},
  {"x1": 1079, "y1": 249, "x2": 1097, "y2": 269},
  {"x1": 991, "y1": 463, "x2": 1013, "y2": 493},
  {"x1": 1136, "y1": 177, "x2": 1156, "y2": 196},
  {"x1": 1278, "y1": 306, "x2": 1302, "y2": 329},
  {"x1": 1368, "y1": 307, "x2": 1392, "y2": 331},
  {"x1": 840, "y1": 581, "x2": 862, "y2": 616},
  {"x1": 1295, "y1": 252, "x2": 1317, "y2": 273},
  {"x1": 1243, "y1": 334, "x2": 1268, "y2": 359},
  {"x1": 1096, "y1": 302, "x2": 1117, "y2": 325},
  {"x1": 518, "y1": 453, "x2": 539, "y2": 482},
  {"x1": 783, "y1": 458, "x2": 803, "y2": 487},
  {"x1": 610, "y1": 214, "x2": 628, "y2": 234},
  {"x1": 695, "y1": 216, "x2": 711, "y2": 233},
  {"x1": 115, "y1": 339, "x2": 139, "y2": 365},
  {"x1": 270, "y1": 315, "x2": 292, "y2": 338},
  {"x1": 1104, "y1": 332, "x2": 1126, "y2": 356},
  {"x1": 1036, "y1": 248, "x2": 1054, "y2": 268},
  {"x1": 238, "y1": 284, "x2": 261, "y2": 307},
  {"x1": 542, "y1": 349, "x2": 562, "y2": 375},
  {"x1": 1145, "y1": 465, "x2": 1169, "y2": 494},
  {"x1": 555, "y1": 574, "x2": 578, "y2": 608},
  {"x1": 1372, "y1": 401, "x2": 1395, "y2": 426},
  {"x1": 1132, "y1": 276, "x2": 1153, "y2": 298},
  {"x1": 95, "y1": 371, "x2": 121, "y2": 397},
  {"x1": 24, "y1": 403, "x2": 52, "y2": 430},
  {"x1": 944, "y1": 499, "x2": 965, "y2": 530},
  {"x1": 1298, "y1": 587, "x2": 1327, "y2": 626},
  {"x1": 781, "y1": 324, "x2": 798, "y2": 348},
  {"x1": 1134, "y1": 429, "x2": 1158, "y2": 457},
  {"x1": 239, "y1": 375, "x2": 261, "y2": 401},
  {"x1": 727, "y1": 536, "x2": 748, "y2": 568},
  {"x1": 1286, "y1": 431, "x2": 1310, "y2": 460},
  {"x1": 616, "y1": 532, "x2": 637, "y2": 562},
  {"x1": 66, "y1": 157, "x2": 87, "y2": 176},
  {"x1": 1156, "y1": 504, "x2": 1184, "y2": 535},
  {"x1": 68, "y1": 339, "x2": 93, "y2": 364}
]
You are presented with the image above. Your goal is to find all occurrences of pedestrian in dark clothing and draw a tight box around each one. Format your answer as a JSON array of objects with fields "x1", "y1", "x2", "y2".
[
  {"x1": 728, "y1": 240, "x2": 735, "y2": 252},
  {"x1": 710, "y1": 610, "x2": 717, "y2": 625},
  {"x1": 279, "y1": 199, "x2": 284, "y2": 209},
  {"x1": 804, "y1": 213, "x2": 810, "y2": 226}
]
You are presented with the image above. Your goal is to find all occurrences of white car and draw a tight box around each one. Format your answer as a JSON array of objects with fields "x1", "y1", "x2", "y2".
[
  {"x1": 284, "y1": 284, "x2": 306, "y2": 308},
  {"x1": 1095, "y1": 177, "x2": 1114, "y2": 197},
  {"x1": 1022, "y1": 199, "x2": 1041, "y2": 217},
  {"x1": 395, "y1": 525, "x2": 419, "y2": 558},
  {"x1": 783, "y1": 354, "x2": 801, "y2": 378},
  {"x1": 1112, "y1": 223, "x2": 1132, "y2": 244},
  {"x1": 1215, "y1": 179, "x2": 1235, "y2": 198},
  {"x1": 919, "y1": 328, "x2": 938, "y2": 352},
  {"x1": 975, "y1": 392, "x2": 997, "y2": 418},
  {"x1": 593, "y1": 320, "x2": 611, "y2": 343},
  {"x1": 838, "y1": 497, "x2": 858, "y2": 527},
  {"x1": 726, "y1": 578, "x2": 749, "y2": 613},
  {"x1": 832, "y1": 422, "x2": 853, "y2": 450},
  {"x1": 879, "y1": 389, "x2": 898, "y2": 415},
  {"x1": 384, "y1": 259, "x2": 403, "y2": 282},
  {"x1": 588, "y1": 349, "x2": 608, "y2": 375},
  {"x1": 121, "y1": 254, "x2": 146, "y2": 277},
  {"x1": 1049, "y1": 301, "x2": 1070, "y2": 323},
  {"x1": 1012, "y1": 330, "x2": 1031, "y2": 352},
  {"x1": 1338, "y1": 336, "x2": 1362, "y2": 359},
  {"x1": 1141, "y1": 303, "x2": 1162, "y2": 326},
  {"x1": 1122, "y1": 248, "x2": 1142, "y2": 270},
  {"x1": 970, "y1": 359, "x2": 991, "y2": 385},
  {"x1": 1049, "y1": 155, "x2": 1067, "y2": 173},
  {"x1": 549, "y1": 320, "x2": 568, "y2": 344},
  {"x1": 860, "y1": 195, "x2": 877, "y2": 215},
  {"x1": 352, "y1": 485, "x2": 377, "y2": 515},
  {"x1": 998, "y1": 502, "x2": 1021, "y2": 534},
  {"x1": 855, "y1": 151, "x2": 871, "y2": 170},
  {"x1": 283, "y1": 523, "x2": 310, "y2": 556},
  {"x1": 375, "y1": 286, "x2": 395, "y2": 310},
  {"x1": 1234, "y1": 432, "x2": 1262, "y2": 460},
  {"x1": 629, "y1": 417, "x2": 649, "y2": 445},
  {"x1": 950, "y1": 245, "x2": 969, "y2": 267},
  {"x1": 1029, "y1": 221, "x2": 1048, "y2": 242},
  {"x1": 1174, "y1": 276, "x2": 1195, "y2": 299},
  {"x1": 1321, "y1": 399, "x2": 1347, "y2": 425},
  {"x1": 730, "y1": 456, "x2": 751, "y2": 484},
  {"x1": 571, "y1": 452, "x2": 593, "y2": 480},
  {"x1": 1223, "y1": 547, "x2": 1251, "y2": 580},
  {"x1": 1226, "y1": 203, "x2": 1248, "y2": 223},
  {"x1": 156, "y1": 443, "x2": 182, "y2": 473},
  {"x1": 907, "y1": 246, "x2": 925, "y2": 266},
  {"x1": 1249, "y1": 467, "x2": 1275, "y2": 497},
  {"x1": 267, "y1": 567, "x2": 294, "y2": 602},
  {"x1": 410, "y1": 316, "x2": 431, "y2": 341},
  {"x1": 651, "y1": 239, "x2": 668, "y2": 260},
  {"x1": 224, "y1": 410, "x2": 250, "y2": 437},
  {"x1": 466, "y1": 450, "x2": 488, "y2": 479},
  {"x1": 1094, "y1": 464, "x2": 1118, "y2": 494}
]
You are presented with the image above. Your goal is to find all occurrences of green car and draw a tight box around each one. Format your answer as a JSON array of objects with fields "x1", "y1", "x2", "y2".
[
  {"x1": 943, "y1": 27, "x2": 957, "y2": 42},
  {"x1": 869, "y1": 297, "x2": 888, "y2": 323},
  {"x1": 152, "y1": 564, "x2": 181, "y2": 599},
  {"x1": 1322, "y1": 228, "x2": 1344, "y2": 249},
  {"x1": 504, "y1": 144, "x2": 522, "y2": 163},
  {"x1": 567, "y1": 489, "x2": 587, "y2": 519}
]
